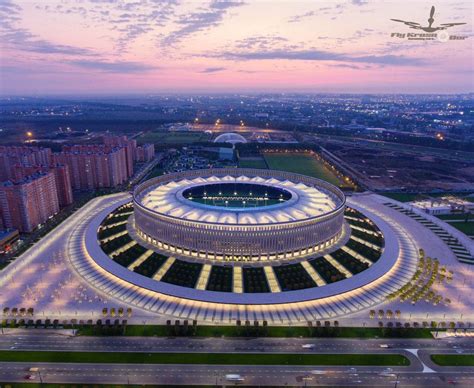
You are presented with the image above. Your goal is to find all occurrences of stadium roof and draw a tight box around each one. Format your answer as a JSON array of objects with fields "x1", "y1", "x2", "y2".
[{"x1": 137, "y1": 175, "x2": 340, "y2": 225}]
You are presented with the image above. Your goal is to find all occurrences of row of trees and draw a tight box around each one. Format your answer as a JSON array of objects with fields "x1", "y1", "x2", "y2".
[
  {"x1": 102, "y1": 307, "x2": 132, "y2": 318},
  {"x1": 3, "y1": 307, "x2": 34, "y2": 317}
]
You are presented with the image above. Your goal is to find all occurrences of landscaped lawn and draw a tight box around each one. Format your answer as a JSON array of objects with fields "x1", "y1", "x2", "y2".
[
  {"x1": 436, "y1": 214, "x2": 471, "y2": 221},
  {"x1": 0, "y1": 351, "x2": 409, "y2": 366},
  {"x1": 238, "y1": 158, "x2": 268, "y2": 169},
  {"x1": 263, "y1": 153, "x2": 351, "y2": 188},
  {"x1": 145, "y1": 165, "x2": 164, "y2": 179},
  {"x1": 446, "y1": 221, "x2": 474, "y2": 236},
  {"x1": 76, "y1": 324, "x2": 434, "y2": 339},
  {"x1": 431, "y1": 354, "x2": 474, "y2": 366}
]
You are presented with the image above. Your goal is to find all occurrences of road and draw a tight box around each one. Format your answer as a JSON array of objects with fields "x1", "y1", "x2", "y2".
[
  {"x1": 0, "y1": 332, "x2": 473, "y2": 386},
  {"x1": 3, "y1": 362, "x2": 474, "y2": 386},
  {"x1": 1, "y1": 332, "x2": 473, "y2": 354}
]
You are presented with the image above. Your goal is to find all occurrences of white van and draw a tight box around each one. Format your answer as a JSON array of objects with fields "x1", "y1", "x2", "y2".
[{"x1": 225, "y1": 374, "x2": 244, "y2": 382}]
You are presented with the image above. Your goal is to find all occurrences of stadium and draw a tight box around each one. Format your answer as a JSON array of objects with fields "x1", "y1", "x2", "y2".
[
  {"x1": 132, "y1": 169, "x2": 346, "y2": 262},
  {"x1": 1, "y1": 166, "x2": 436, "y2": 324},
  {"x1": 72, "y1": 166, "x2": 420, "y2": 316}
]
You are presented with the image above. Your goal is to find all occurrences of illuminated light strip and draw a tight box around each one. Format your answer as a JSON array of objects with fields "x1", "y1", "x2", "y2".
[
  {"x1": 152, "y1": 257, "x2": 175, "y2": 281},
  {"x1": 99, "y1": 230, "x2": 128, "y2": 243},
  {"x1": 324, "y1": 254, "x2": 353, "y2": 278},
  {"x1": 109, "y1": 240, "x2": 137, "y2": 258},
  {"x1": 300, "y1": 260, "x2": 326, "y2": 286},
  {"x1": 101, "y1": 220, "x2": 128, "y2": 229},
  {"x1": 263, "y1": 266, "x2": 281, "y2": 293},
  {"x1": 348, "y1": 224, "x2": 379, "y2": 236},
  {"x1": 344, "y1": 215, "x2": 367, "y2": 222},
  {"x1": 196, "y1": 264, "x2": 212, "y2": 290},
  {"x1": 233, "y1": 267, "x2": 243, "y2": 293},
  {"x1": 340, "y1": 246, "x2": 373, "y2": 266},
  {"x1": 127, "y1": 249, "x2": 153, "y2": 270},
  {"x1": 109, "y1": 210, "x2": 133, "y2": 217},
  {"x1": 350, "y1": 236, "x2": 382, "y2": 251}
]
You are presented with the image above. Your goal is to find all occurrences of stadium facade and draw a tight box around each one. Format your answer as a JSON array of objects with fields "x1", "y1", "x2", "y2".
[{"x1": 133, "y1": 169, "x2": 346, "y2": 261}]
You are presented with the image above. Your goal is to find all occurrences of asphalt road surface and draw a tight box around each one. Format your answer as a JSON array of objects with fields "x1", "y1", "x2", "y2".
[{"x1": 0, "y1": 332, "x2": 472, "y2": 386}]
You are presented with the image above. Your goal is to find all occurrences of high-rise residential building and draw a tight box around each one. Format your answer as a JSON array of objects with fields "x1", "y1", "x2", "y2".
[
  {"x1": 135, "y1": 143, "x2": 155, "y2": 162},
  {"x1": 0, "y1": 172, "x2": 59, "y2": 233},
  {"x1": 103, "y1": 135, "x2": 136, "y2": 177},
  {"x1": 50, "y1": 164, "x2": 74, "y2": 207},
  {"x1": 0, "y1": 146, "x2": 52, "y2": 181},
  {"x1": 53, "y1": 144, "x2": 129, "y2": 190},
  {"x1": 0, "y1": 146, "x2": 73, "y2": 210},
  {"x1": 10, "y1": 163, "x2": 73, "y2": 208}
]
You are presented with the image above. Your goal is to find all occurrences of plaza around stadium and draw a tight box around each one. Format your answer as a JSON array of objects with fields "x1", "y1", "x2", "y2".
[{"x1": 1, "y1": 168, "x2": 473, "y2": 326}]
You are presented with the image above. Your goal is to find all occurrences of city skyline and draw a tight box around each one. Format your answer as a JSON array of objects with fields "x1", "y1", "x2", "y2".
[{"x1": 0, "y1": 0, "x2": 472, "y2": 95}]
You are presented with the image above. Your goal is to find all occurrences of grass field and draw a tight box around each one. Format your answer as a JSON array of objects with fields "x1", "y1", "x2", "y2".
[
  {"x1": 238, "y1": 158, "x2": 268, "y2": 169},
  {"x1": 0, "y1": 351, "x2": 409, "y2": 366},
  {"x1": 446, "y1": 221, "x2": 474, "y2": 236},
  {"x1": 138, "y1": 131, "x2": 211, "y2": 145},
  {"x1": 144, "y1": 165, "x2": 164, "y2": 179},
  {"x1": 437, "y1": 214, "x2": 472, "y2": 221},
  {"x1": 76, "y1": 324, "x2": 434, "y2": 338},
  {"x1": 431, "y1": 354, "x2": 474, "y2": 366},
  {"x1": 263, "y1": 153, "x2": 350, "y2": 188}
]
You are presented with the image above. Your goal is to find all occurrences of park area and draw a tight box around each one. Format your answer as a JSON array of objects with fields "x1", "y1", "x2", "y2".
[{"x1": 263, "y1": 153, "x2": 354, "y2": 189}]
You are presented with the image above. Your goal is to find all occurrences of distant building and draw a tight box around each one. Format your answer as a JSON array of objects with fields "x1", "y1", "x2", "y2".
[
  {"x1": 11, "y1": 164, "x2": 73, "y2": 207},
  {"x1": 103, "y1": 135, "x2": 136, "y2": 177},
  {"x1": 50, "y1": 164, "x2": 74, "y2": 207},
  {"x1": 0, "y1": 146, "x2": 73, "y2": 208},
  {"x1": 0, "y1": 172, "x2": 59, "y2": 233},
  {"x1": 135, "y1": 143, "x2": 155, "y2": 163},
  {"x1": 54, "y1": 145, "x2": 129, "y2": 190},
  {"x1": 218, "y1": 147, "x2": 234, "y2": 160},
  {"x1": 0, "y1": 146, "x2": 52, "y2": 181},
  {"x1": 410, "y1": 197, "x2": 474, "y2": 215}
]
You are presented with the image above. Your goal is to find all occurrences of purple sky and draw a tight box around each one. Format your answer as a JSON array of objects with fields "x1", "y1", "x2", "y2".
[{"x1": 0, "y1": 0, "x2": 472, "y2": 95}]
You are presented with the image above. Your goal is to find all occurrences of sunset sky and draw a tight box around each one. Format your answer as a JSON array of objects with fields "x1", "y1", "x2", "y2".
[{"x1": 0, "y1": 0, "x2": 472, "y2": 95}]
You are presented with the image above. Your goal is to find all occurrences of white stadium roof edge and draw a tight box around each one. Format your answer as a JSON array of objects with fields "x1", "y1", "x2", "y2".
[{"x1": 136, "y1": 174, "x2": 342, "y2": 225}]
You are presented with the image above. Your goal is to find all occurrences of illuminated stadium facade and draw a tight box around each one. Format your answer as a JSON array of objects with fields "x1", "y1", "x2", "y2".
[{"x1": 132, "y1": 169, "x2": 346, "y2": 261}]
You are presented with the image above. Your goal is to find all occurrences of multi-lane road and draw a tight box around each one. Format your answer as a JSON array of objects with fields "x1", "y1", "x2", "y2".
[{"x1": 0, "y1": 331, "x2": 473, "y2": 386}]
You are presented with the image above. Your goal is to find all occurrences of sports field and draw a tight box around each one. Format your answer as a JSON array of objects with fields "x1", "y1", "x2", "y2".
[
  {"x1": 264, "y1": 153, "x2": 351, "y2": 188},
  {"x1": 239, "y1": 157, "x2": 268, "y2": 169},
  {"x1": 138, "y1": 131, "x2": 211, "y2": 145}
]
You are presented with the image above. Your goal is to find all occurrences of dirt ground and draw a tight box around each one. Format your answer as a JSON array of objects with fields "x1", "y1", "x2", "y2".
[{"x1": 324, "y1": 144, "x2": 474, "y2": 191}]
